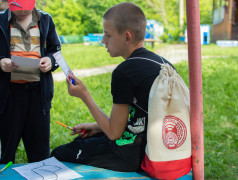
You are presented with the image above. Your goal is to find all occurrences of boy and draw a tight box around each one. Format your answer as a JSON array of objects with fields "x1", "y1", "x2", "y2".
[
  {"x1": 0, "y1": 0, "x2": 61, "y2": 163},
  {"x1": 51, "y1": 2, "x2": 175, "y2": 172}
]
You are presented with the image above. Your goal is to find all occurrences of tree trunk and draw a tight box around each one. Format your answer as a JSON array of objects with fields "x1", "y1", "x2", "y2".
[
  {"x1": 147, "y1": 0, "x2": 168, "y2": 26},
  {"x1": 179, "y1": 0, "x2": 184, "y2": 31}
]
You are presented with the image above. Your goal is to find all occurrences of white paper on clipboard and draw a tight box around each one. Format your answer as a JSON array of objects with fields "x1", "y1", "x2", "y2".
[{"x1": 53, "y1": 51, "x2": 75, "y2": 84}]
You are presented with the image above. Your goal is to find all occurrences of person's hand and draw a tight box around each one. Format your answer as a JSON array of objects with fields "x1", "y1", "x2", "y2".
[
  {"x1": 67, "y1": 75, "x2": 90, "y2": 101},
  {"x1": 39, "y1": 57, "x2": 51, "y2": 72},
  {"x1": 71, "y1": 123, "x2": 102, "y2": 139},
  {"x1": 0, "y1": 58, "x2": 19, "y2": 72}
]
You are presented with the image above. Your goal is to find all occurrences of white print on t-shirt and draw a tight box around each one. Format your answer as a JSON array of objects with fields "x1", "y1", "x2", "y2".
[
  {"x1": 76, "y1": 149, "x2": 82, "y2": 159},
  {"x1": 128, "y1": 117, "x2": 145, "y2": 134}
]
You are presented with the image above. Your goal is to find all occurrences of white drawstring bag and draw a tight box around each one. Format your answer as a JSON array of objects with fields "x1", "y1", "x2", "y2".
[{"x1": 130, "y1": 57, "x2": 191, "y2": 179}]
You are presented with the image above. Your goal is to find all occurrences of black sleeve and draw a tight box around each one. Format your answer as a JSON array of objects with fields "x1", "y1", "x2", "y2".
[
  {"x1": 45, "y1": 15, "x2": 61, "y2": 72},
  {"x1": 111, "y1": 69, "x2": 135, "y2": 104}
]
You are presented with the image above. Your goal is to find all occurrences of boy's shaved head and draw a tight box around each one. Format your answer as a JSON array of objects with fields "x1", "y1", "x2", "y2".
[{"x1": 103, "y1": 2, "x2": 146, "y2": 42}]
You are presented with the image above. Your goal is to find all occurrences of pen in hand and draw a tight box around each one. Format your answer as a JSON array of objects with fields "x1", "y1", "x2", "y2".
[
  {"x1": 56, "y1": 121, "x2": 86, "y2": 134},
  {"x1": 0, "y1": 161, "x2": 12, "y2": 173},
  {"x1": 67, "y1": 75, "x2": 76, "y2": 85},
  {"x1": 56, "y1": 121, "x2": 76, "y2": 132}
]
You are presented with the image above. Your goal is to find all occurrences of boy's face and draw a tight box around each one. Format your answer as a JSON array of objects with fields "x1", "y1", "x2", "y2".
[
  {"x1": 12, "y1": 10, "x2": 33, "y2": 21},
  {"x1": 101, "y1": 19, "x2": 126, "y2": 58}
]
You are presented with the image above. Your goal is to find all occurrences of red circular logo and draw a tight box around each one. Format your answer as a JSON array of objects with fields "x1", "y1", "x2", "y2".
[{"x1": 162, "y1": 115, "x2": 187, "y2": 150}]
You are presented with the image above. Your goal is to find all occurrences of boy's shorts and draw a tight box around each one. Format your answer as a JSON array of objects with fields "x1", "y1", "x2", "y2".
[{"x1": 51, "y1": 133, "x2": 142, "y2": 172}]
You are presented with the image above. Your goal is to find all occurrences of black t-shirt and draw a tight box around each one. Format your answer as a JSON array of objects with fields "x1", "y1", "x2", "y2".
[{"x1": 110, "y1": 47, "x2": 175, "y2": 167}]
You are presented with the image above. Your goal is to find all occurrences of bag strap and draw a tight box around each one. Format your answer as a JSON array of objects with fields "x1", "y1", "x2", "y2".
[
  {"x1": 127, "y1": 56, "x2": 166, "y2": 65},
  {"x1": 133, "y1": 97, "x2": 148, "y2": 114},
  {"x1": 128, "y1": 56, "x2": 166, "y2": 114}
]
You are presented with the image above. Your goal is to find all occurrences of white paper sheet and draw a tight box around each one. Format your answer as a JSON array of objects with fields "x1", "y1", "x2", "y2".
[
  {"x1": 11, "y1": 55, "x2": 41, "y2": 68},
  {"x1": 53, "y1": 51, "x2": 75, "y2": 83},
  {"x1": 13, "y1": 157, "x2": 82, "y2": 180}
]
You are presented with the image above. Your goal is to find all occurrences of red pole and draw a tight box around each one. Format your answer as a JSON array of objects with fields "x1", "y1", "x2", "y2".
[{"x1": 186, "y1": 0, "x2": 204, "y2": 180}]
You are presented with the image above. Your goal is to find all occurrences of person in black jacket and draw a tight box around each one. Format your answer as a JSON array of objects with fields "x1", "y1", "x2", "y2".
[{"x1": 0, "y1": 0, "x2": 61, "y2": 163}]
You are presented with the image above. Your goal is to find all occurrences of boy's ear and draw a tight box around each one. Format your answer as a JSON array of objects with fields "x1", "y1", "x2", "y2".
[{"x1": 125, "y1": 31, "x2": 133, "y2": 42}]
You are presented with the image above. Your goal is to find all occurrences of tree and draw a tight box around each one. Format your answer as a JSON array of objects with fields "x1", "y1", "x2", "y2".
[
  {"x1": 38, "y1": 0, "x2": 214, "y2": 39},
  {"x1": 144, "y1": 0, "x2": 168, "y2": 26},
  {"x1": 199, "y1": 0, "x2": 213, "y2": 25},
  {"x1": 144, "y1": 0, "x2": 180, "y2": 41},
  {"x1": 35, "y1": 0, "x2": 47, "y2": 9},
  {"x1": 42, "y1": 0, "x2": 85, "y2": 35},
  {"x1": 79, "y1": 0, "x2": 126, "y2": 34}
]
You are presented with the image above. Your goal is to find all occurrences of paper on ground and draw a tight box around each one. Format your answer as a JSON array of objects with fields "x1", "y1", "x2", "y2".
[
  {"x1": 13, "y1": 157, "x2": 82, "y2": 180},
  {"x1": 11, "y1": 55, "x2": 41, "y2": 68}
]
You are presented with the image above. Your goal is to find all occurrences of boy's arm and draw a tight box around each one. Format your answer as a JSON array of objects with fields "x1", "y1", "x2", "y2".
[
  {"x1": 67, "y1": 76, "x2": 129, "y2": 140},
  {"x1": 44, "y1": 15, "x2": 61, "y2": 72},
  {"x1": 86, "y1": 102, "x2": 129, "y2": 140},
  {"x1": 71, "y1": 122, "x2": 103, "y2": 138}
]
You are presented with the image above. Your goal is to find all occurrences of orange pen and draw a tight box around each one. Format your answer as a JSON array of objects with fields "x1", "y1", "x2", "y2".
[{"x1": 56, "y1": 121, "x2": 87, "y2": 135}]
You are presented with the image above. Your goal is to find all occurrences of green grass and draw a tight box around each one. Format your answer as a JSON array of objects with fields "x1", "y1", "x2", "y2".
[
  {"x1": 15, "y1": 73, "x2": 113, "y2": 163},
  {"x1": 50, "y1": 73, "x2": 112, "y2": 146},
  {"x1": 58, "y1": 44, "x2": 123, "y2": 71},
  {"x1": 201, "y1": 44, "x2": 238, "y2": 57},
  {"x1": 55, "y1": 43, "x2": 159, "y2": 72},
  {"x1": 14, "y1": 44, "x2": 238, "y2": 179},
  {"x1": 175, "y1": 57, "x2": 238, "y2": 180}
]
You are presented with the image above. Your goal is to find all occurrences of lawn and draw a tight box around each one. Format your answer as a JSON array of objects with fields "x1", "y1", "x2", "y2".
[
  {"x1": 54, "y1": 43, "x2": 158, "y2": 72},
  {"x1": 176, "y1": 57, "x2": 238, "y2": 180},
  {"x1": 15, "y1": 44, "x2": 238, "y2": 179}
]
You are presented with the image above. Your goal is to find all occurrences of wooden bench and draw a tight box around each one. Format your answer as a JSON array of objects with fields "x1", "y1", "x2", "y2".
[
  {"x1": 145, "y1": 39, "x2": 160, "y2": 48},
  {"x1": 0, "y1": 162, "x2": 192, "y2": 179}
]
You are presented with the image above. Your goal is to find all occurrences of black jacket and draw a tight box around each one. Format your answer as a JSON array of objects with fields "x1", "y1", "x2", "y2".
[{"x1": 0, "y1": 9, "x2": 61, "y2": 114}]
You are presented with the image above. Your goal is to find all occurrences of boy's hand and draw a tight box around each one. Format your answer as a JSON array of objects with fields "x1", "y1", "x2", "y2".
[
  {"x1": 67, "y1": 75, "x2": 90, "y2": 101},
  {"x1": 71, "y1": 123, "x2": 102, "y2": 139},
  {"x1": 39, "y1": 57, "x2": 51, "y2": 72},
  {"x1": 0, "y1": 58, "x2": 19, "y2": 72}
]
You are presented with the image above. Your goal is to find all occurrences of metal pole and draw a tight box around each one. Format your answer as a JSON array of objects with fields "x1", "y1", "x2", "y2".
[{"x1": 186, "y1": 0, "x2": 204, "y2": 179}]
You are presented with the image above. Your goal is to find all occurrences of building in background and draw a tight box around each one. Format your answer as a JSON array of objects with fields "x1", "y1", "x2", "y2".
[
  {"x1": 200, "y1": 25, "x2": 211, "y2": 45},
  {"x1": 211, "y1": 0, "x2": 238, "y2": 42},
  {"x1": 184, "y1": 25, "x2": 211, "y2": 45},
  {"x1": 145, "y1": 20, "x2": 164, "y2": 40}
]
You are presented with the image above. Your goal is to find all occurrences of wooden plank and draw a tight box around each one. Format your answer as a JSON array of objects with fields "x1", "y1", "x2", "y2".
[
  {"x1": 144, "y1": 39, "x2": 160, "y2": 42},
  {"x1": 144, "y1": 39, "x2": 160, "y2": 48},
  {"x1": 0, "y1": 162, "x2": 192, "y2": 179}
]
